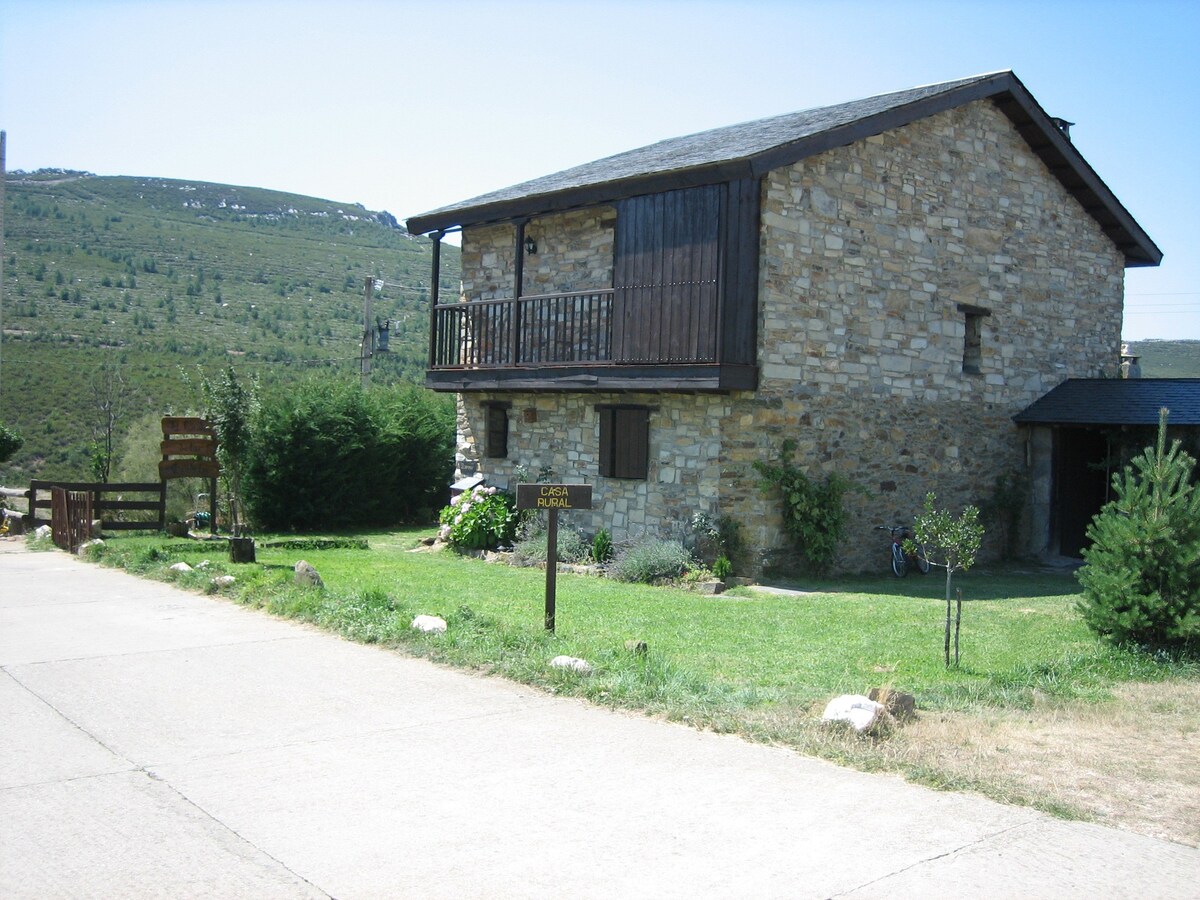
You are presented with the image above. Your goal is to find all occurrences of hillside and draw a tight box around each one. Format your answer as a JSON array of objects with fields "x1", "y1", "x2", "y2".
[
  {"x1": 1126, "y1": 340, "x2": 1200, "y2": 378},
  {"x1": 1, "y1": 170, "x2": 460, "y2": 481}
]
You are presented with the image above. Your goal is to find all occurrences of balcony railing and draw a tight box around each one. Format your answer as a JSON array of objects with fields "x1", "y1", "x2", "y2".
[{"x1": 431, "y1": 289, "x2": 615, "y2": 369}]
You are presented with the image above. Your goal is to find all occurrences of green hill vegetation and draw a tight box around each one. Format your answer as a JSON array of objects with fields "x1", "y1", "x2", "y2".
[
  {"x1": 1127, "y1": 340, "x2": 1200, "y2": 378},
  {"x1": 1, "y1": 170, "x2": 460, "y2": 482}
]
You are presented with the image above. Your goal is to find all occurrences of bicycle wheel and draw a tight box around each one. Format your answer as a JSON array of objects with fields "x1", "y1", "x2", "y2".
[
  {"x1": 914, "y1": 543, "x2": 931, "y2": 575},
  {"x1": 891, "y1": 543, "x2": 908, "y2": 577}
]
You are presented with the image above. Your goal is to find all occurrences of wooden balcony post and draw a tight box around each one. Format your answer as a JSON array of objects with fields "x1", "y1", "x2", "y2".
[
  {"x1": 513, "y1": 220, "x2": 527, "y2": 364},
  {"x1": 427, "y1": 231, "x2": 443, "y2": 367}
]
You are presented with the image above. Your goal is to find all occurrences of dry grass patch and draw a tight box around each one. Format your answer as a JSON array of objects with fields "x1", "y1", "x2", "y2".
[{"x1": 764, "y1": 681, "x2": 1200, "y2": 847}]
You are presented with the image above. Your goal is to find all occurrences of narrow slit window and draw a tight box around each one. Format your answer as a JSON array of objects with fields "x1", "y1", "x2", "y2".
[
  {"x1": 958, "y1": 304, "x2": 990, "y2": 375},
  {"x1": 484, "y1": 402, "x2": 510, "y2": 459}
]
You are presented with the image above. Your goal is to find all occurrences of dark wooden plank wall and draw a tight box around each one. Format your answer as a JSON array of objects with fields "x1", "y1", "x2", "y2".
[
  {"x1": 613, "y1": 180, "x2": 757, "y2": 367},
  {"x1": 614, "y1": 185, "x2": 721, "y2": 364},
  {"x1": 719, "y1": 176, "x2": 761, "y2": 367}
]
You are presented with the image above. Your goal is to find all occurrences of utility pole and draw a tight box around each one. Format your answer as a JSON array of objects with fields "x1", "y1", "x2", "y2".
[
  {"x1": 1, "y1": 130, "x2": 7, "y2": 413},
  {"x1": 361, "y1": 276, "x2": 374, "y2": 388}
]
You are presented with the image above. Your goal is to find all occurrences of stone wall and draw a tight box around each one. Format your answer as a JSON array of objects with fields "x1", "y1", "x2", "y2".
[
  {"x1": 455, "y1": 391, "x2": 730, "y2": 542},
  {"x1": 451, "y1": 98, "x2": 1126, "y2": 573},
  {"x1": 729, "y1": 99, "x2": 1123, "y2": 569},
  {"x1": 460, "y1": 206, "x2": 615, "y2": 300}
]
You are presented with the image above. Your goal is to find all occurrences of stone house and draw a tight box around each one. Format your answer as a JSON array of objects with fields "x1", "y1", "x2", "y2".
[{"x1": 406, "y1": 71, "x2": 1160, "y2": 572}]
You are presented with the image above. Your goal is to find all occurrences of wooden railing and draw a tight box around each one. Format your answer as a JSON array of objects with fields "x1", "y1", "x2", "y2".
[
  {"x1": 431, "y1": 289, "x2": 614, "y2": 369},
  {"x1": 28, "y1": 481, "x2": 166, "y2": 532}
]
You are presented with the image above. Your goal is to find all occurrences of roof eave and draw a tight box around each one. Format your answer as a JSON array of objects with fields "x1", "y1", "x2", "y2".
[
  {"x1": 406, "y1": 159, "x2": 755, "y2": 234},
  {"x1": 406, "y1": 71, "x2": 1162, "y2": 268}
]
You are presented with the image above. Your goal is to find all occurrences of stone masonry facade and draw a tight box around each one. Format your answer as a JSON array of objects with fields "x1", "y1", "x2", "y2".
[{"x1": 451, "y1": 99, "x2": 1124, "y2": 573}]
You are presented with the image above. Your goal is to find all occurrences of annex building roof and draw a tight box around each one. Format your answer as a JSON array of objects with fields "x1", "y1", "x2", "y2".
[{"x1": 1014, "y1": 379, "x2": 1200, "y2": 426}]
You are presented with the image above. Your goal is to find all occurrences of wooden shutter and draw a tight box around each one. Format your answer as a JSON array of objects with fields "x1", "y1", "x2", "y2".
[
  {"x1": 613, "y1": 186, "x2": 721, "y2": 364},
  {"x1": 599, "y1": 406, "x2": 649, "y2": 479}
]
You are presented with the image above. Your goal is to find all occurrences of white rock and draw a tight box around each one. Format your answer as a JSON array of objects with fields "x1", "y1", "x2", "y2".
[
  {"x1": 211, "y1": 575, "x2": 236, "y2": 587},
  {"x1": 550, "y1": 655, "x2": 593, "y2": 675},
  {"x1": 822, "y1": 694, "x2": 886, "y2": 732},
  {"x1": 411, "y1": 614, "x2": 447, "y2": 634},
  {"x1": 196, "y1": 559, "x2": 211, "y2": 570},
  {"x1": 169, "y1": 562, "x2": 193, "y2": 573},
  {"x1": 34, "y1": 525, "x2": 52, "y2": 540}
]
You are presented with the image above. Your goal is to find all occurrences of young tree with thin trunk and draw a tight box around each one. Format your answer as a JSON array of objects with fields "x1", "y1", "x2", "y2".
[{"x1": 911, "y1": 492, "x2": 984, "y2": 667}]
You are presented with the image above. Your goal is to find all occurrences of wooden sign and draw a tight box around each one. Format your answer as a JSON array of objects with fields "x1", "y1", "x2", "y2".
[
  {"x1": 514, "y1": 483, "x2": 594, "y2": 633},
  {"x1": 161, "y1": 416, "x2": 216, "y2": 437},
  {"x1": 159, "y1": 459, "x2": 220, "y2": 480},
  {"x1": 515, "y1": 483, "x2": 593, "y2": 511}
]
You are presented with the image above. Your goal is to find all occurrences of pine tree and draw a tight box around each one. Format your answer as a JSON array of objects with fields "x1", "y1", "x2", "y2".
[{"x1": 1076, "y1": 409, "x2": 1200, "y2": 649}]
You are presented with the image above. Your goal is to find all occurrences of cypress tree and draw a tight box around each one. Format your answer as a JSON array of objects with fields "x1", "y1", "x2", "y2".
[{"x1": 1076, "y1": 409, "x2": 1200, "y2": 650}]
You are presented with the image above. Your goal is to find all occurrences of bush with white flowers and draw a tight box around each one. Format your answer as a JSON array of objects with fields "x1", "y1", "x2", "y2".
[{"x1": 438, "y1": 485, "x2": 518, "y2": 551}]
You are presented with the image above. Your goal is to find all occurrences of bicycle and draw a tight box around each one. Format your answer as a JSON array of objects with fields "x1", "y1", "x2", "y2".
[{"x1": 875, "y1": 524, "x2": 930, "y2": 577}]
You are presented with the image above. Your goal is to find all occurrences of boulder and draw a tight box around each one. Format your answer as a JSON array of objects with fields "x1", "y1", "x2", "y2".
[
  {"x1": 211, "y1": 575, "x2": 236, "y2": 588},
  {"x1": 293, "y1": 560, "x2": 324, "y2": 588},
  {"x1": 411, "y1": 614, "x2": 447, "y2": 634},
  {"x1": 34, "y1": 524, "x2": 52, "y2": 541},
  {"x1": 550, "y1": 655, "x2": 593, "y2": 675},
  {"x1": 169, "y1": 562, "x2": 193, "y2": 573},
  {"x1": 821, "y1": 694, "x2": 887, "y2": 733},
  {"x1": 696, "y1": 580, "x2": 726, "y2": 595}
]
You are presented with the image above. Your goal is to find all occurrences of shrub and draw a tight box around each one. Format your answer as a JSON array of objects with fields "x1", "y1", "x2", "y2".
[
  {"x1": 1077, "y1": 409, "x2": 1200, "y2": 651},
  {"x1": 754, "y1": 440, "x2": 857, "y2": 574},
  {"x1": 439, "y1": 485, "x2": 518, "y2": 551},
  {"x1": 0, "y1": 422, "x2": 23, "y2": 465},
  {"x1": 608, "y1": 537, "x2": 693, "y2": 584},
  {"x1": 512, "y1": 522, "x2": 591, "y2": 565},
  {"x1": 244, "y1": 377, "x2": 454, "y2": 531},
  {"x1": 592, "y1": 528, "x2": 614, "y2": 564}
]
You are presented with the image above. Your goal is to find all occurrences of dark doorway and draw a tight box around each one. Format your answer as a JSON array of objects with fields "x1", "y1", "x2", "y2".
[{"x1": 1053, "y1": 427, "x2": 1111, "y2": 558}]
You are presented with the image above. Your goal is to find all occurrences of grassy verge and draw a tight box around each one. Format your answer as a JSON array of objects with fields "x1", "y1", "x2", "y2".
[{"x1": 77, "y1": 530, "x2": 1199, "y2": 841}]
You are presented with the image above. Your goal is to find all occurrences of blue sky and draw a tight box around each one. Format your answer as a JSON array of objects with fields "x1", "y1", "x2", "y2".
[{"x1": 2, "y1": 0, "x2": 1197, "y2": 339}]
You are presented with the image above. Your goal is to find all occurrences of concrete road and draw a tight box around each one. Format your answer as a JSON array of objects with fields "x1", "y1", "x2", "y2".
[{"x1": 2, "y1": 541, "x2": 1197, "y2": 899}]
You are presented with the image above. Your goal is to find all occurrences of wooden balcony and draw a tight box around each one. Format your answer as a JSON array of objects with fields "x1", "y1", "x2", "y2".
[{"x1": 426, "y1": 288, "x2": 757, "y2": 392}]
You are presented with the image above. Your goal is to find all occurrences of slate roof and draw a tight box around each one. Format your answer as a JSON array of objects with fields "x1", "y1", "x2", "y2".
[
  {"x1": 406, "y1": 70, "x2": 1160, "y2": 267},
  {"x1": 1014, "y1": 379, "x2": 1200, "y2": 426}
]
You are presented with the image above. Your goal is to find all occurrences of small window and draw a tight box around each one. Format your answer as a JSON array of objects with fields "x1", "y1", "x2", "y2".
[
  {"x1": 598, "y1": 405, "x2": 649, "y2": 479},
  {"x1": 484, "y1": 402, "x2": 510, "y2": 459},
  {"x1": 958, "y1": 303, "x2": 990, "y2": 375}
]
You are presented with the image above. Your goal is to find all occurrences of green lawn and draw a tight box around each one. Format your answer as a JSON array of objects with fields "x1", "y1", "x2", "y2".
[{"x1": 83, "y1": 529, "x2": 1196, "y2": 721}]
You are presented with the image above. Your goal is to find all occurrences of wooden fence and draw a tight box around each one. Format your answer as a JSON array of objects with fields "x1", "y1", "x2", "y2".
[
  {"x1": 50, "y1": 487, "x2": 93, "y2": 552},
  {"x1": 28, "y1": 481, "x2": 166, "y2": 532}
]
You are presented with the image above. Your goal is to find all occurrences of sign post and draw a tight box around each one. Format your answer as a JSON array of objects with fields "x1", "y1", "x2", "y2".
[{"x1": 515, "y1": 483, "x2": 593, "y2": 632}]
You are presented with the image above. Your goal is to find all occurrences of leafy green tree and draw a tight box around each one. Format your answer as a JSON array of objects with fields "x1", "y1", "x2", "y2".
[
  {"x1": 0, "y1": 422, "x2": 23, "y2": 465},
  {"x1": 89, "y1": 363, "x2": 132, "y2": 483},
  {"x1": 200, "y1": 366, "x2": 259, "y2": 536},
  {"x1": 912, "y1": 492, "x2": 984, "y2": 667},
  {"x1": 1077, "y1": 409, "x2": 1200, "y2": 650},
  {"x1": 243, "y1": 378, "x2": 453, "y2": 531}
]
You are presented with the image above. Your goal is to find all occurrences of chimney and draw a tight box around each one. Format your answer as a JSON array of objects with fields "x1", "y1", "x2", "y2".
[
  {"x1": 1120, "y1": 343, "x2": 1141, "y2": 379},
  {"x1": 1050, "y1": 117, "x2": 1074, "y2": 140}
]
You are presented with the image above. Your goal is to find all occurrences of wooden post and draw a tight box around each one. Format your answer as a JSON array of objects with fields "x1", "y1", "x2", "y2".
[
  {"x1": 427, "y1": 232, "x2": 442, "y2": 367},
  {"x1": 362, "y1": 276, "x2": 374, "y2": 388},
  {"x1": 512, "y1": 220, "x2": 526, "y2": 364},
  {"x1": 954, "y1": 589, "x2": 963, "y2": 667},
  {"x1": 545, "y1": 508, "x2": 558, "y2": 632},
  {"x1": 0, "y1": 130, "x2": 6, "y2": 409},
  {"x1": 515, "y1": 483, "x2": 593, "y2": 635}
]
